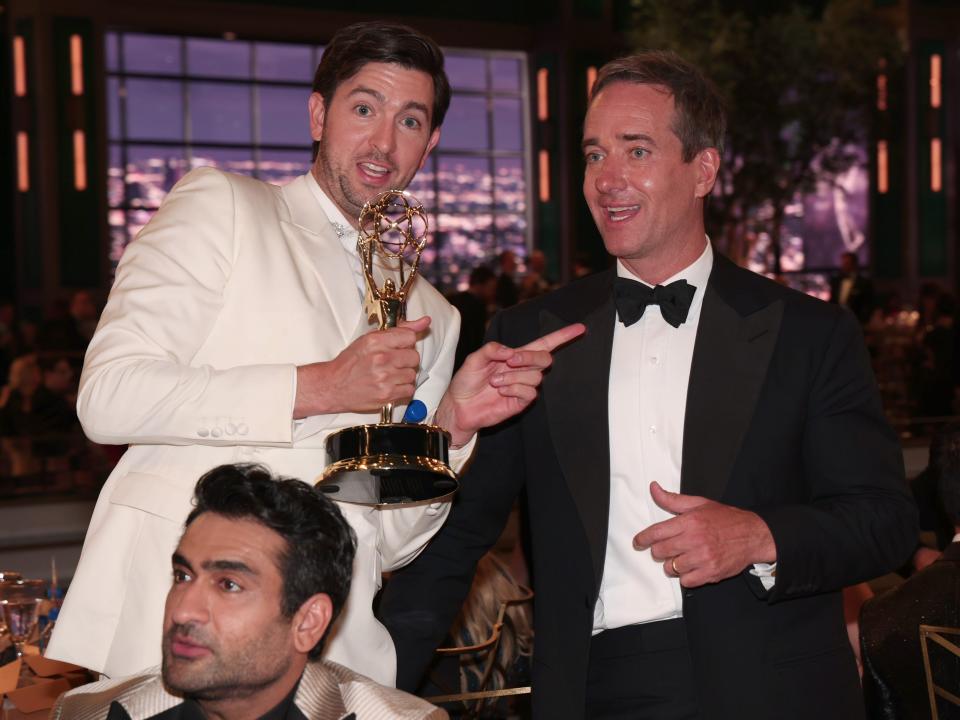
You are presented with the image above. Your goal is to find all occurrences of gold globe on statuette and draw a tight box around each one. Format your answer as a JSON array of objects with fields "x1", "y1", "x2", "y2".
[{"x1": 317, "y1": 190, "x2": 459, "y2": 507}]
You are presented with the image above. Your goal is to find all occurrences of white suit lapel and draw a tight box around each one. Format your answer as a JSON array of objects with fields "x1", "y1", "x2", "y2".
[{"x1": 280, "y1": 174, "x2": 364, "y2": 347}]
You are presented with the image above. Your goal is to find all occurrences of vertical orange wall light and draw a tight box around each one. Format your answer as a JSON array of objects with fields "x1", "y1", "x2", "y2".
[
  {"x1": 876, "y1": 141, "x2": 888, "y2": 195},
  {"x1": 586, "y1": 66, "x2": 597, "y2": 100}
]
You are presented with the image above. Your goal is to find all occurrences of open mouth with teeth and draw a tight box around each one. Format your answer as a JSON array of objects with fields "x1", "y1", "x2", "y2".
[
  {"x1": 358, "y1": 161, "x2": 392, "y2": 183},
  {"x1": 605, "y1": 205, "x2": 641, "y2": 222}
]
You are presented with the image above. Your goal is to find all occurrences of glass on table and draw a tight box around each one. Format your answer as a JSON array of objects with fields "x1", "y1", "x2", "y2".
[{"x1": 0, "y1": 580, "x2": 46, "y2": 658}]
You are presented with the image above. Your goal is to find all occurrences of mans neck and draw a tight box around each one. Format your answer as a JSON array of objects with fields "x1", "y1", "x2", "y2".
[
  {"x1": 309, "y1": 163, "x2": 359, "y2": 230},
  {"x1": 620, "y1": 231, "x2": 707, "y2": 286},
  {"x1": 195, "y1": 663, "x2": 304, "y2": 720}
]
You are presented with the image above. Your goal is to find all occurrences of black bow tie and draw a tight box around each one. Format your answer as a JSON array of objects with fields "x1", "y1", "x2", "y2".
[{"x1": 614, "y1": 277, "x2": 697, "y2": 328}]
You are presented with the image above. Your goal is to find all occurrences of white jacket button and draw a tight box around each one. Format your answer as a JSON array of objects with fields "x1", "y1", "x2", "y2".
[{"x1": 198, "y1": 428, "x2": 209, "y2": 437}]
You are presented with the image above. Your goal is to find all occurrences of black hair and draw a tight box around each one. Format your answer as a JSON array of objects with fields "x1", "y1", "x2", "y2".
[
  {"x1": 930, "y1": 425, "x2": 960, "y2": 527},
  {"x1": 186, "y1": 464, "x2": 356, "y2": 658}
]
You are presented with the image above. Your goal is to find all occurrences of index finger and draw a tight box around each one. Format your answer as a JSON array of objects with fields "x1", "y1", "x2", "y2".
[
  {"x1": 519, "y1": 323, "x2": 586, "y2": 353},
  {"x1": 633, "y1": 516, "x2": 684, "y2": 550}
]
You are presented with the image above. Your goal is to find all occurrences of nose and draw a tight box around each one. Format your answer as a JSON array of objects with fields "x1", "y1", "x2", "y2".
[
  {"x1": 594, "y1": 158, "x2": 626, "y2": 194},
  {"x1": 167, "y1": 580, "x2": 210, "y2": 627},
  {"x1": 369, "y1": 117, "x2": 397, "y2": 157}
]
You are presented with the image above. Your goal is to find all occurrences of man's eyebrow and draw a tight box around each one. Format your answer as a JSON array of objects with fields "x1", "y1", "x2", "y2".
[
  {"x1": 347, "y1": 86, "x2": 386, "y2": 104},
  {"x1": 400, "y1": 100, "x2": 430, "y2": 118},
  {"x1": 172, "y1": 553, "x2": 193, "y2": 572},
  {"x1": 582, "y1": 136, "x2": 599, "y2": 150},
  {"x1": 202, "y1": 559, "x2": 258, "y2": 576},
  {"x1": 620, "y1": 132, "x2": 657, "y2": 146}
]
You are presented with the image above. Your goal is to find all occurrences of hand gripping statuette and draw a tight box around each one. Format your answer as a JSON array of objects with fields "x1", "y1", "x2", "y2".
[{"x1": 317, "y1": 190, "x2": 459, "y2": 507}]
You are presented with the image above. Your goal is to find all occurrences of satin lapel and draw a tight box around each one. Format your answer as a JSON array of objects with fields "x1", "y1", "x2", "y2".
[
  {"x1": 279, "y1": 174, "x2": 362, "y2": 345},
  {"x1": 542, "y1": 273, "x2": 616, "y2": 590},
  {"x1": 681, "y1": 275, "x2": 783, "y2": 500}
]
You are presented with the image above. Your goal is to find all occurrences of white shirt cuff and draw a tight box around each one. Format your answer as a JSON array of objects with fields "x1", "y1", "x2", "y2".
[{"x1": 750, "y1": 562, "x2": 777, "y2": 591}]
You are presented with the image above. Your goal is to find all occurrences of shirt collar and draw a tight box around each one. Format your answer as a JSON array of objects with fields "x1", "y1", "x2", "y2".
[{"x1": 616, "y1": 236, "x2": 713, "y2": 291}]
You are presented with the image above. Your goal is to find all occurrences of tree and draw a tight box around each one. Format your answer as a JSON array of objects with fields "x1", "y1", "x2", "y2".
[{"x1": 629, "y1": 0, "x2": 902, "y2": 271}]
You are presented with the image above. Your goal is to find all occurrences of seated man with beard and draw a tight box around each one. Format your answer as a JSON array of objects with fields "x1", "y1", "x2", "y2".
[{"x1": 52, "y1": 464, "x2": 445, "y2": 720}]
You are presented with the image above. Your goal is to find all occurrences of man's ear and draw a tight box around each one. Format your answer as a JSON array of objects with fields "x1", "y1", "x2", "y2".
[
  {"x1": 308, "y1": 92, "x2": 326, "y2": 143},
  {"x1": 694, "y1": 147, "x2": 720, "y2": 198},
  {"x1": 291, "y1": 593, "x2": 333, "y2": 655},
  {"x1": 418, "y1": 126, "x2": 441, "y2": 171}
]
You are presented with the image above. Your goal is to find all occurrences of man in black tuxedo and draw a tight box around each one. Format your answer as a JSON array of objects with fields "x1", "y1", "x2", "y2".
[
  {"x1": 380, "y1": 51, "x2": 917, "y2": 719},
  {"x1": 829, "y1": 251, "x2": 875, "y2": 324}
]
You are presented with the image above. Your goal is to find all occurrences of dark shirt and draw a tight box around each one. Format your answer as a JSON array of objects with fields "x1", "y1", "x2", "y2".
[
  {"x1": 106, "y1": 681, "x2": 307, "y2": 720},
  {"x1": 447, "y1": 290, "x2": 488, "y2": 371}
]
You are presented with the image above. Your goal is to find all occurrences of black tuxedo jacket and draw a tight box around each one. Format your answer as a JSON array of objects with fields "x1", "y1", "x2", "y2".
[{"x1": 382, "y1": 255, "x2": 917, "y2": 719}]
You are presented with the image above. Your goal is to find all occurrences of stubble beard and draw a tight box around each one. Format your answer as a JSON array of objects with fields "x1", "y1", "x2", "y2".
[{"x1": 161, "y1": 625, "x2": 293, "y2": 703}]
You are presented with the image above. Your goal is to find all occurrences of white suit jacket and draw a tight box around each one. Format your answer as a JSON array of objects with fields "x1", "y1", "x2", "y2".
[{"x1": 47, "y1": 168, "x2": 469, "y2": 684}]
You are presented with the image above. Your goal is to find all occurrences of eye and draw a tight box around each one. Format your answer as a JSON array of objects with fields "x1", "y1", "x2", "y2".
[
  {"x1": 401, "y1": 116, "x2": 422, "y2": 130},
  {"x1": 631, "y1": 147, "x2": 650, "y2": 159},
  {"x1": 173, "y1": 568, "x2": 191, "y2": 584},
  {"x1": 584, "y1": 151, "x2": 603, "y2": 164},
  {"x1": 219, "y1": 578, "x2": 242, "y2": 593},
  {"x1": 355, "y1": 104, "x2": 372, "y2": 117}
]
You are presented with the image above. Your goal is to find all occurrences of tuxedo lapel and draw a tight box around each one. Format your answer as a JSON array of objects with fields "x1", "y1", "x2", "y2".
[
  {"x1": 279, "y1": 174, "x2": 363, "y2": 346},
  {"x1": 682, "y1": 256, "x2": 783, "y2": 500},
  {"x1": 542, "y1": 270, "x2": 616, "y2": 589}
]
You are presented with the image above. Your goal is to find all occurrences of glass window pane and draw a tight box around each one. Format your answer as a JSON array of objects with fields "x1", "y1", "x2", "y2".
[
  {"x1": 438, "y1": 157, "x2": 492, "y2": 213},
  {"x1": 123, "y1": 34, "x2": 181, "y2": 75},
  {"x1": 108, "y1": 144, "x2": 123, "y2": 207},
  {"x1": 109, "y1": 209, "x2": 127, "y2": 265},
  {"x1": 127, "y1": 208, "x2": 156, "y2": 246},
  {"x1": 255, "y1": 42, "x2": 313, "y2": 82},
  {"x1": 191, "y1": 147, "x2": 255, "y2": 176},
  {"x1": 186, "y1": 38, "x2": 250, "y2": 79},
  {"x1": 125, "y1": 145, "x2": 187, "y2": 208},
  {"x1": 492, "y1": 97, "x2": 523, "y2": 151},
  {"x1": 258, "y1": 86, "x2": 309, "y2": 145},
  {"x1": 435, "y1": 214, "x2": 494, "y2": 290},
  {"x1": 106, "y1": 32, "x2": 119, "y2": 72},
  {"x1": 125, "y1": 78, "x2": 183, "y2": 141},
  {"x1": 189, "y1": 82, "x2": 251, "y2": 144},
  {"x1": 491, "y1": 57, "x2": 520, "y2": 91},
  {"x1": 446, "y1": 55, "x2": 486, "y2": 91},
  {"x1": 406, "y1": 157, "x2": 436, "y2": 208},
  {"x1": 258, "y1": 150, "x2": 311, "y2": 185},
  {"x1": 439, "y1": 95, "x2": 488, "y2": 150},
  {"x1": 107, "y1": 77, "x2": 121, "y2": 140},
  {"x1": 494, "y1": 157, "x2": 526, "y2": 213},
  {"x1": 494, "y1": 214, "x2": 528, "y2": 260}
]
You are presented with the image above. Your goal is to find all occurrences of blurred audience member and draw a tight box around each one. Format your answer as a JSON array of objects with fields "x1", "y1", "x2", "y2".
[
  {"x1": 69, "y1": 290, "x2": 100, "y2": 343},
  {"x1": 860, "y1": 423, "x2": 960, "y2": 719},
  {"x1": 35, "y1": 289, "x2": 99, "y2": 354},
  {"x1": 0, "y1": 298, "x2": 29, "y2": 384},
  {"x1": 494, "y1": 250, "x2": 519, "y2": 309},
  {"x1": 830, "y1": 251, "x2": 875, "y2": 324},
  {"x1": 520, "y1": 250, "x2": 553, "y2": 301},
  {"x1": 913, "y1": 285, "x2": 956, "y2": 419},
  {"x1": 0, "y1": 354, "x2": 41, "y2": 436},
  {"x1": 448, "y1": 266, "x2": 497, "y2": 371}
]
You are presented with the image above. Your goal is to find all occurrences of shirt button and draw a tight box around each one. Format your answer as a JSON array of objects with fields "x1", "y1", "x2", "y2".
[
  {"x1": 649, "y1": 356, "x2": 659, "y2": 365},
  {"x1": 211, "y1": 427, "x2": 222, "y2": 438},
  {"x1": 649, "y1": 425, "x2": 657, "y2": 434},
  {"x1": 198, "y1": 428, "x2": 209, "y2": 437}
]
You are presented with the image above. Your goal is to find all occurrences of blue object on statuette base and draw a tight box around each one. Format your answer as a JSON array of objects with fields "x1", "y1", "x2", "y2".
[{"x1": 402, "y1": 399, "x2": 428, "y2": 423}]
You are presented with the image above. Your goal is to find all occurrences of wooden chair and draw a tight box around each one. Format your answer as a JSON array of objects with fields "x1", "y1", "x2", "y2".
[{"x1": 920, "y1": 624, "x2": 960, "y2": 719}]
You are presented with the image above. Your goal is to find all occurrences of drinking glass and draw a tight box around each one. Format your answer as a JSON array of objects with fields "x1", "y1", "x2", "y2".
[{"x1": 0, "y1": 580, "x2": 46, "y2": 658}]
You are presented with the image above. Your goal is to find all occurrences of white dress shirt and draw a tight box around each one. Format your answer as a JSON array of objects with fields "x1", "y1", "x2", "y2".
[{"x1": 594, "y1": 240, "x2": 713, "y2": 633}]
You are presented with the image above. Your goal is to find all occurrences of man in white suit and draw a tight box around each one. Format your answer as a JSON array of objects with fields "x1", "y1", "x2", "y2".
[{"x1": 48, "y1": 21, "x2": 582, "y2": 684}]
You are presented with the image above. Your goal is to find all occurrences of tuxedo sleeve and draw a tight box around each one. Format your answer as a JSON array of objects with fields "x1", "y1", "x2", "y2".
[
  {"x1": 379, "y1": 310, "x2": 526, "y2": 692},
  {"x1": 77, "y1": 167, "x2": 297, "y2": 447},
  {"x1": 756, "y1": 310, "x2": 917, "y2": 601}
]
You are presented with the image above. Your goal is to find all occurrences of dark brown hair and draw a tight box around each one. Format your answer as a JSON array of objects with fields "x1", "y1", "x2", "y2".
[
  {"x1": 311, "y1": 21, "x2": 451, "y2": 160},
  {"x1": 592, "y1": 50, "x2": 726, "y2": 162}
]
